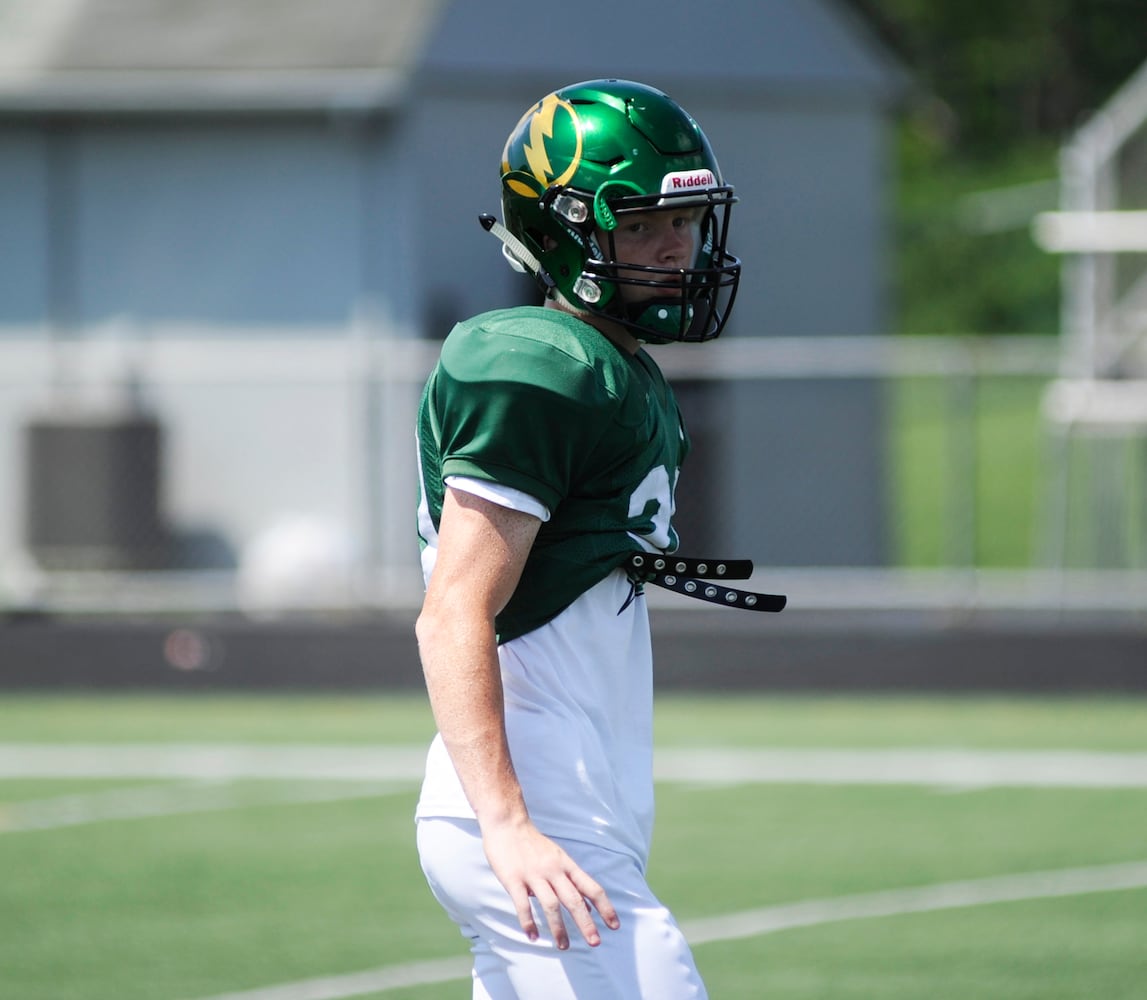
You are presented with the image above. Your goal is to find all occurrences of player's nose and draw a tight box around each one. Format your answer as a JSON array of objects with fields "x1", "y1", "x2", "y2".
[{"x1": 658, "y1": 226, "x2": 693, "y2": 266}]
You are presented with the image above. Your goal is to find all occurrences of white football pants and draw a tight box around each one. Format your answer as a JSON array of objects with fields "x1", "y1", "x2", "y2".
[{"x1": 416, "y1": 817, "x2": 708, "y2": 999}]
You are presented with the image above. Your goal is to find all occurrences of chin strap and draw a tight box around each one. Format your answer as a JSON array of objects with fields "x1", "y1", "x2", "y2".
[
  {"x1": 479, "y1": 214, "x2": 556, "y2": 291},
  {"x1": 621, "y1": 553, "x2": 787, "y2": 613}
]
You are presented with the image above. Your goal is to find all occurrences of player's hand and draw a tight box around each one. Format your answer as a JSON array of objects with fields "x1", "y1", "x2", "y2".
[{"x1": 481, "y1": 818, "x2": 620, "y2": 950}]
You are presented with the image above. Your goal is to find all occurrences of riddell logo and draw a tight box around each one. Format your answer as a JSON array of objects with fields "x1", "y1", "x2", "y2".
[{"x1": 662, "y1": 169, "x2": 716, "y2": 193}]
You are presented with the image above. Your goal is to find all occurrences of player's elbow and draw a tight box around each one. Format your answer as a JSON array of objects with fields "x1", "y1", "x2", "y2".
[
  {"x1": 414, "y1": 591, "x2": 477, "y2": 653},
  {"x1": 414, "y1": 601, "x2": 446, "y2": 652}
]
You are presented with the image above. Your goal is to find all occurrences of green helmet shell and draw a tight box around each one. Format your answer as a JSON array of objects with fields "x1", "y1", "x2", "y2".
[{"x1": 495, "y1": 79, "x2": 741, "y2": 343}]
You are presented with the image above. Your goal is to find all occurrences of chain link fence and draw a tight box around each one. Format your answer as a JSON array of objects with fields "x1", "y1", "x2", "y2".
[{"x1": 2, "y1": 332, "x2": 1145, "y2": 618}]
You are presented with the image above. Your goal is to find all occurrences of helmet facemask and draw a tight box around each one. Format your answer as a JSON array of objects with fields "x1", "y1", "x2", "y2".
[{"x1": 572, "y1": 187, "x2": 740, "y2": 344}]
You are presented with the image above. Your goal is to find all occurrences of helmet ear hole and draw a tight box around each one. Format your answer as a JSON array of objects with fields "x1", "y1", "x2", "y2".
[{"x1": 522, "y1": 227, "x2": 547, "y2": 253}]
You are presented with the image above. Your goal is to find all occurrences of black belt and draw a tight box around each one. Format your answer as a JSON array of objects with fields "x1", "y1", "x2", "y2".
[{"x1": 623, "y1": 553, "x2": 787, "y2": 613}]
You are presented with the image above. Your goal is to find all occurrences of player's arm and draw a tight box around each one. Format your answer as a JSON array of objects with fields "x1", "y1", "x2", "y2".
[{"x1": 415, "y1": 486, "x2": 620, "y2": 950}]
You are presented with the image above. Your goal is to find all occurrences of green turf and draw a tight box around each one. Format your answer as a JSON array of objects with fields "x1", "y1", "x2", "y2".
[
  {"x1": 653, "y1": 693, "x2": 1147, "y2": 751},
  {"x1": 5, "y1": 691, "x2": 1147, "y2": 749},
  {"x1": 2, "y1": 793, "x2": 453, "y2": 999},
  {"x1": 0, "y1": 692, "x2": 437, "y2": 743},
  {"x1": 696, "y1": 890, "x2": 1147, "y2": 1000},
  {"x1": 652, "y1": 784, "x2": 1147, "y2": 910},
  {"x1": 891, "y1": 375, "x2": 1048, "y2": 568},
  {"x1": 891, "y1": 370, "x2": 1147, "y2": 570},
  {"x1": 0, "y1": 778, "x2": 166, "y2": 804},
  {"x1": 2, "y1": 693, "x2": 1145, "y2": 999}
]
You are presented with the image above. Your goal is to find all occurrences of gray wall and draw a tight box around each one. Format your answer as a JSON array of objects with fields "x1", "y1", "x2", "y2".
[
  {"x1": 0, "y1": 127, "x2": 51, "y2": 326},
  {"x1": 406, "y1": 93, "x2": 535, "y2": 333},
  {"x1": 0, "y1": 118, "x2": 392, "y2": 332},
  {"x1": 701, "y1": 102, "x2": 893, "y2": 564},
  {"x1": 0, "y1": 0, "x2": 902, "y2": 573},
  {"x1": 0, "y1": 116, "x2": 412, "y2": 574}
]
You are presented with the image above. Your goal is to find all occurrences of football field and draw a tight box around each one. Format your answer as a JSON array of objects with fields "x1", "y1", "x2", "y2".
[{"x1": 2, "y1": 692, "x2": 1146, "y2": 999}]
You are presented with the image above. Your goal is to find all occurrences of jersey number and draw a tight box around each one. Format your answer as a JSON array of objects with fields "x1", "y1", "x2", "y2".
[{"x1": 628, "y1": 465, "x2": 678, "y2": 550}]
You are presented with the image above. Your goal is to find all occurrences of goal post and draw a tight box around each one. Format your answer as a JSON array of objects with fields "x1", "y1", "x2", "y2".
[
  {"x1": 1034, "y1": 59, "x2": 1147, "y2": 569},
  {"x1": 1033, "y1": 210, "x2": 1147, "y2": 254}
]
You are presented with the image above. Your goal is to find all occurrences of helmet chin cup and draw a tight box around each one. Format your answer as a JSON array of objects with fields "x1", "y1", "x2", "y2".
[
  {"x1": 622, "y1": 296, "x2": 720, "y2": 345},
  {"x1": 632, "y1": 299, "x2": 695, "y2": 343}
]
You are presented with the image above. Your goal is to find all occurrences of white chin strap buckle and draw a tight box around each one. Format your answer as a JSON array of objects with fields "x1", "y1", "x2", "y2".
[{"x1": 480, "y1": 214, "x2": 554, "y2": 290}]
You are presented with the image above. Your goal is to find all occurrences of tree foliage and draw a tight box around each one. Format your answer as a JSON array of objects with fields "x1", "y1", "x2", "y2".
[
  {"x1": 840, "y1": 0, "x2": 1147, "y2": 334},
  {"x1": 846, "y1": 0, "x2": 1147, "y2": 154}
]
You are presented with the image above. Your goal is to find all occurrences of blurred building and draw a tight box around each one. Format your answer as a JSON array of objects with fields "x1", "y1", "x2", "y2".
[{"x1": 0, "y1": 0, "x2": 905, "y2": 588}]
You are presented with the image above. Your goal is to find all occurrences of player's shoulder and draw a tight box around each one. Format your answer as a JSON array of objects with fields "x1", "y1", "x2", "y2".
[{"x1": 440, "y1": 306, "x2": 633, "y2": 403}]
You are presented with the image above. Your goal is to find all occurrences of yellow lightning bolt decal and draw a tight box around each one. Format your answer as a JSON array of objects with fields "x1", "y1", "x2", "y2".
[
  {"x1": 523, "y1": 94, "x2": 559, "y2": 183},
  {"x1": 519, "y1": 94, "x2": 582, "y2": 189}
]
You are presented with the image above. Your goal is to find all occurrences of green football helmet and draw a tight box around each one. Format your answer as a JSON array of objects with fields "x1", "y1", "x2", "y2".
[{"x1": 486, "y1": 79, "x2": 741, "y2": 343}]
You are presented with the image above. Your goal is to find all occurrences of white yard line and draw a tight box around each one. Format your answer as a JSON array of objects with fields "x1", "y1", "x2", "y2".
[
  {"x1": 188, "y1": 957, "x2": 475, "y2": 1000},
  {"x1": 3, "y1": 744, "x2": 1145, "y2": 833},
  {"x1": 0, "y1": 780, "x2": 402, "y2": 833},
  {"x1": 655, "y1": 747, "x2": 1147, "y2": 789},
  {"x1": 682, "y1": 859, "x2": 1147, "y2": 944},
  {"x1": 0, "y1": 745, "x2": 428, "y2": 781},
  {"x1": 2, "y1": 744, "x2": 1147, "y2": 788},
  {"x1": 188, "y1": 859, "x2": 1147, "y2": 1000}
]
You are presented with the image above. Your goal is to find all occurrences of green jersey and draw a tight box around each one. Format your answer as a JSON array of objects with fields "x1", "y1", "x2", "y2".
[{"x1": 416, "y1": 305, "x2": 689, "y2": 642}]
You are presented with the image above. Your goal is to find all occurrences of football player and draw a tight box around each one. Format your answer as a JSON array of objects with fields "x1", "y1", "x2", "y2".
[{"x1": 414, "y1": 79, "x2": 740, "y2": 998}]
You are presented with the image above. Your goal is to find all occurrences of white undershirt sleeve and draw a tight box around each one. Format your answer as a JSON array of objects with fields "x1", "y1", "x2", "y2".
[{"x1": 444, "y1": 475, "x2": 552, "y2": 523}]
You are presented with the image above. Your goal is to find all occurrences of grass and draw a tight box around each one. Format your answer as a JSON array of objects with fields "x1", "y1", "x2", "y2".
[
  {"x1": 698, "y1": 891, "x2": 1147, "y2": 1000},
  {"x1": 0, "y1": 692, "x2": 433, "y2": 744},
  {"x1": 890, "y1": 374, "x2": 1050, "y2": 568},
  {"x1": 890, "y1": 370, "x2": 1147, "y2": 570},
  {"x1": 653, "y1": 692, "x2": 1147, "y2": 751},
  {"x1": 2, "y1": 693, "x2": 1146, "y2": 999}
]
